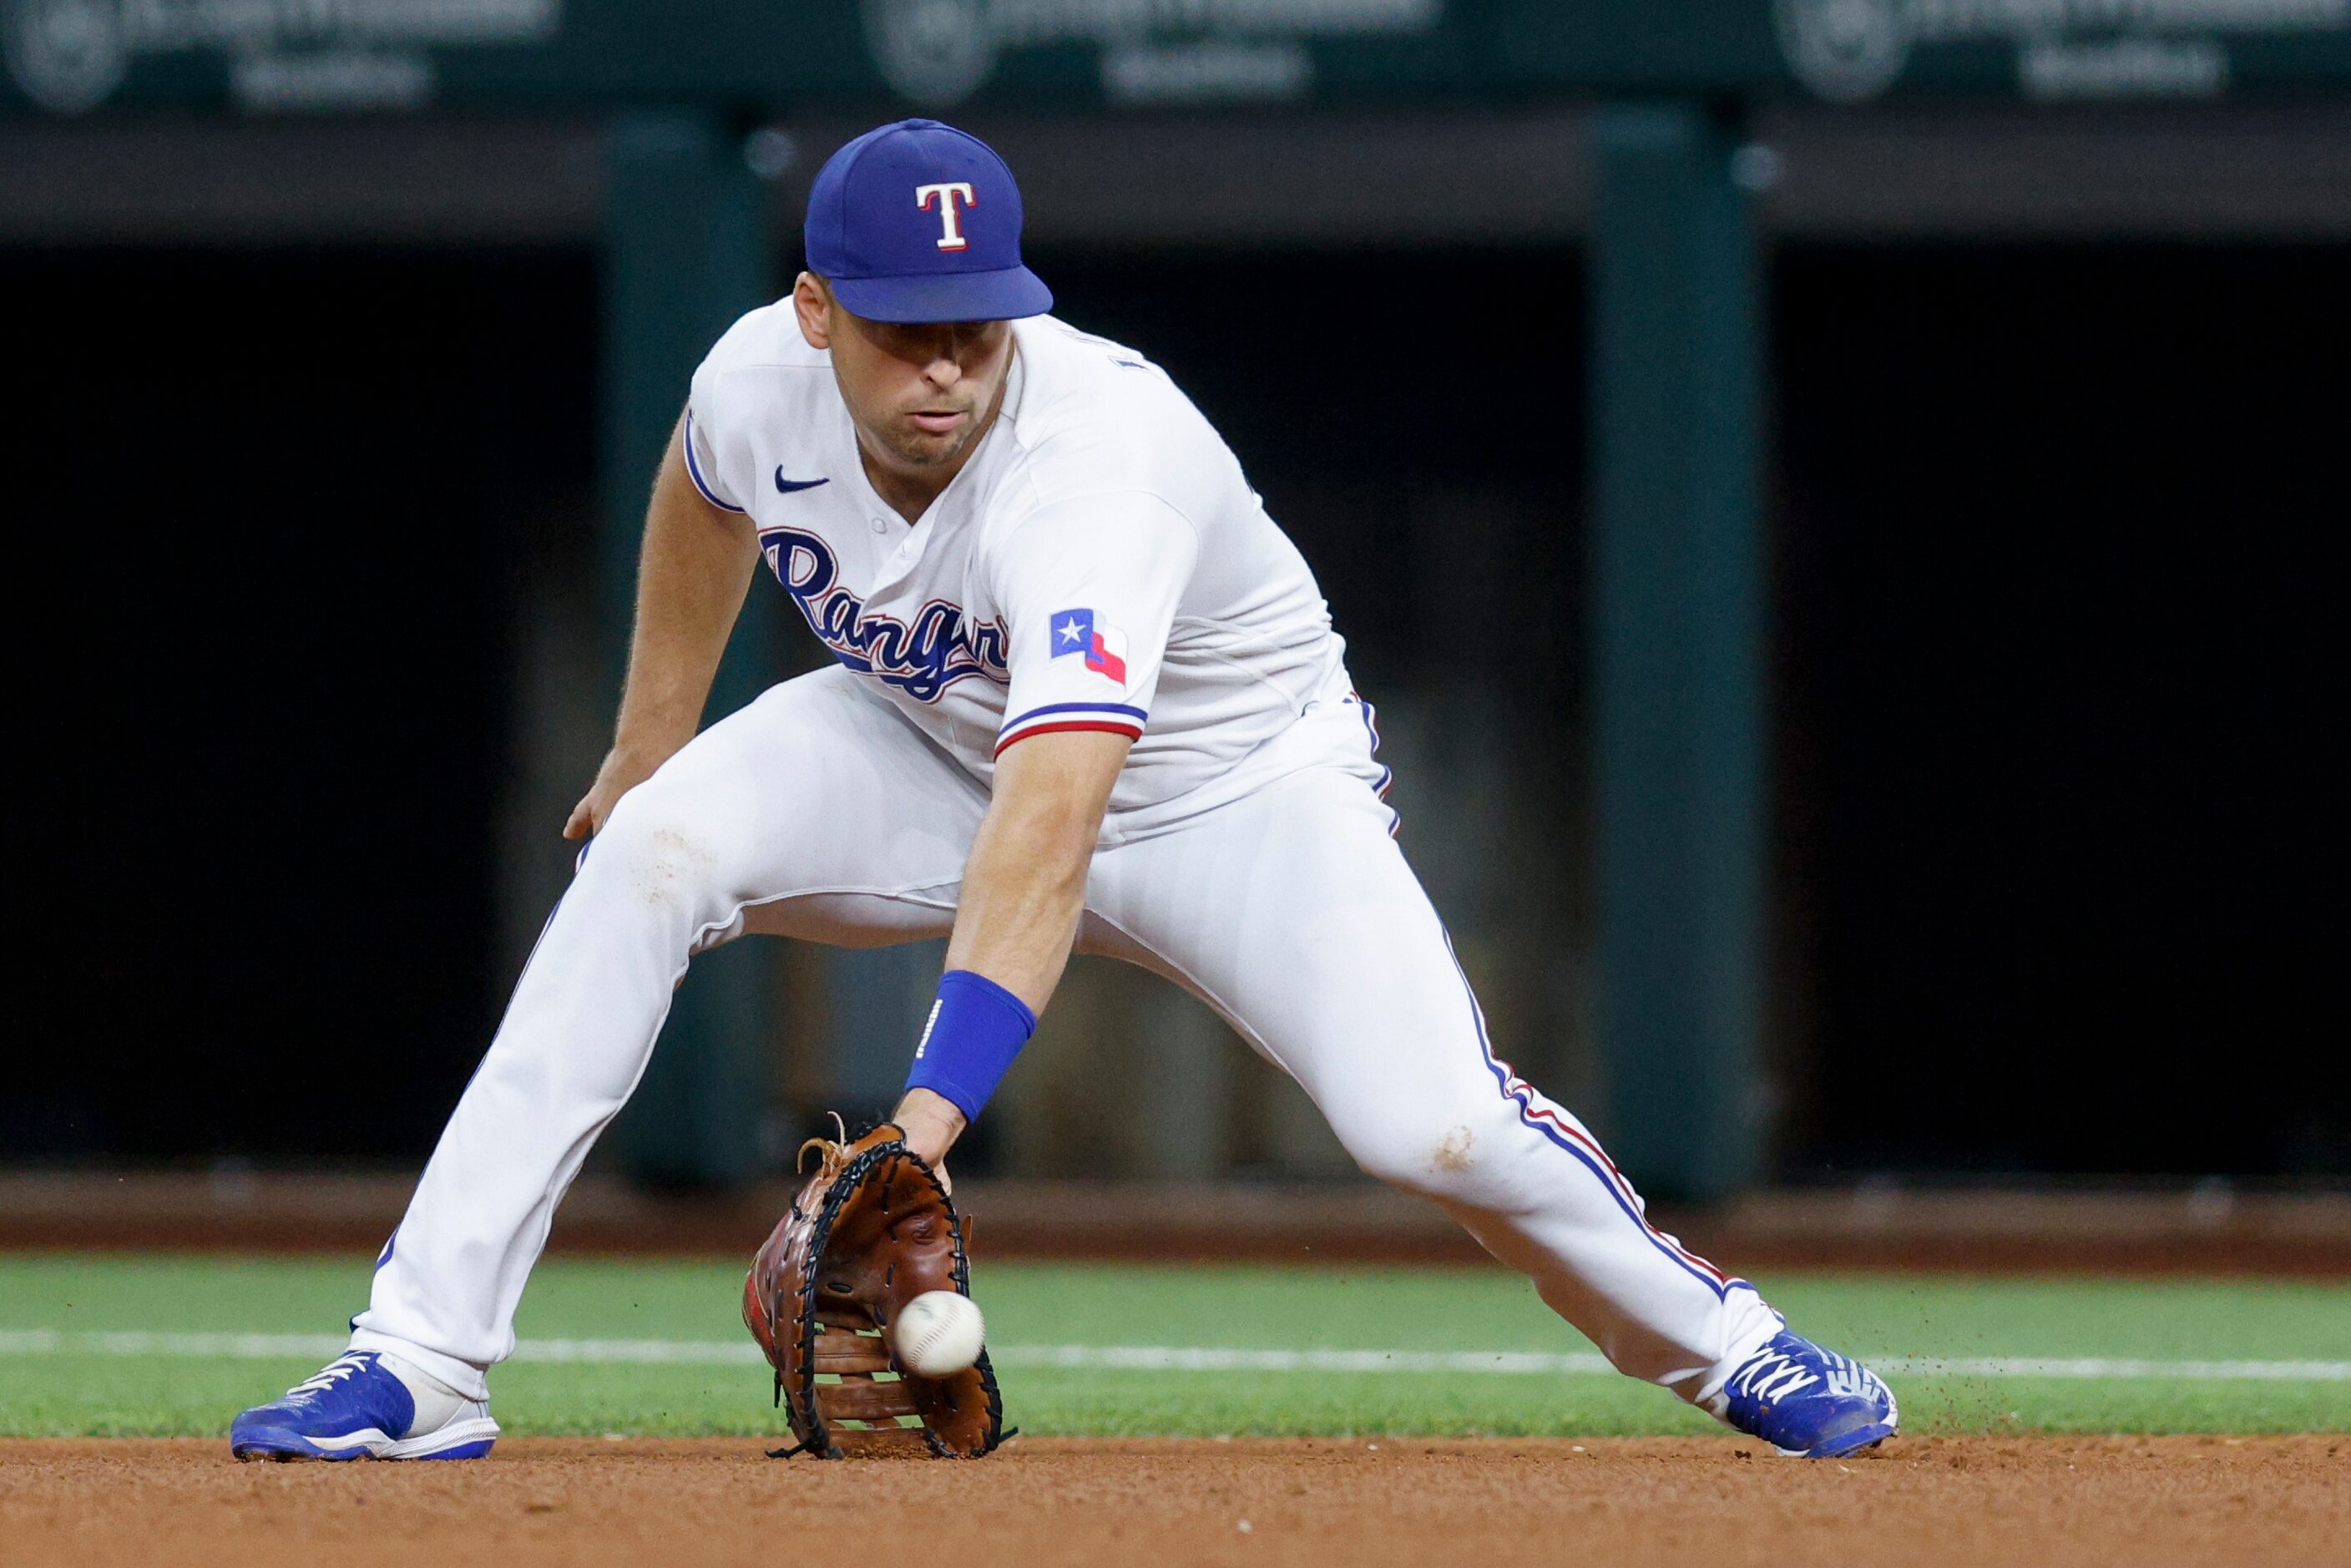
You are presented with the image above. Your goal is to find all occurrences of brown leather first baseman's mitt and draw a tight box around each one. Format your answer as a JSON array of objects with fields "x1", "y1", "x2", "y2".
[{"x1": 742, "y1": 1120, "x2": 1004, "y2": 1458}]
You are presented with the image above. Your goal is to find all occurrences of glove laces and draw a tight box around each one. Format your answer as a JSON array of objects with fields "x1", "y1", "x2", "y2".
[{"x1": 796, "y1": 1111, "x2": 854, "y2": 1180}]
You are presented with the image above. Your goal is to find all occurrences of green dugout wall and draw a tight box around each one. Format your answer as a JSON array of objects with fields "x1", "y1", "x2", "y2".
[{"x1": 12, "y1": 1, "x2": 2341, "y2": 1196}]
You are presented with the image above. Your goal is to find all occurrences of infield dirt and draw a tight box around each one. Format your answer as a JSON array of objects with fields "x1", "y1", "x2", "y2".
[{"x1": 3, "y1": 1435, "x2": 2343, "y2": 1567}]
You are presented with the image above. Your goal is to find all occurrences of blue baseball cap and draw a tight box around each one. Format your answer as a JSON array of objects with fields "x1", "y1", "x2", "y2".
[{"x1": 804, "y1": 119, "x2": 1053, "y2": 325}]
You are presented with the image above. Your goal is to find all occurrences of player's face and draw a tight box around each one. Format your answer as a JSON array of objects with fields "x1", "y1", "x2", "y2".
[{"x1": 798, "y1": 276, "x2": 1014, "y2": 474}]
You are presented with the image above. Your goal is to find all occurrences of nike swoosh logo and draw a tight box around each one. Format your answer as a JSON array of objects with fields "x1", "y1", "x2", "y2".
[{"x1": 775, "y1": 468, "x2": 830, "y2": 494}]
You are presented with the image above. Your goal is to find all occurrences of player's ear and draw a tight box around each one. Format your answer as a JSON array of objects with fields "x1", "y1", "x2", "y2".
[{"x1": 793, "y1": 271, "x2": 833, "y2": 351}]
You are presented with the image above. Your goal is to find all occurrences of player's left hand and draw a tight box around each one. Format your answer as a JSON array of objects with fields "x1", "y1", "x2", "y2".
[{"x1": 563, "y1": 742, "x2": 669, "y2": 840}]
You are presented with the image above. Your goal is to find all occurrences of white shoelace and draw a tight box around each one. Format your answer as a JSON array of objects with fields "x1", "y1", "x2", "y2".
[
  {"x1": 286, "y1": 1353, "x2": 373, "y2": 1399},
  {"x1": 1728, "y1": 1348, "x2": 1821, "y2": 1404}
]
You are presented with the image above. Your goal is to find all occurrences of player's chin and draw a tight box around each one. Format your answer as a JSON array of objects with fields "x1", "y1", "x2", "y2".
[{"x1": 888, "y1": 424, "x2": 973, "y2": 465}]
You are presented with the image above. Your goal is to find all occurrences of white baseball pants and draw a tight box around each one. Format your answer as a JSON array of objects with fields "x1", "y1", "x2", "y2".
[{"x1": 353, "y1": 665, "x2": 1781, "y2": 1403}]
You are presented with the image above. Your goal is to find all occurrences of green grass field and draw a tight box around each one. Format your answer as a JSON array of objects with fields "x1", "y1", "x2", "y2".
[{"x1": 3, "y1": 1255, "x2": 2343, "y2": 1439}]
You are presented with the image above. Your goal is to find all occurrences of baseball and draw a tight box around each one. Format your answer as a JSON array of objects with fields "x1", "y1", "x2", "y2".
[{"x1": 892, "y1": 1290, "x2": 985, "y2": 1378}]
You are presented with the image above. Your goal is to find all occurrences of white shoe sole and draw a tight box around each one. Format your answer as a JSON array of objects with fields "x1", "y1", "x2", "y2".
[
  {"x1": 240, "y1": 1415, "x2": 501, "y2": 1461},
  {"x1": 381, "y1": 1416, "x2": 502, "y2": 1459}
]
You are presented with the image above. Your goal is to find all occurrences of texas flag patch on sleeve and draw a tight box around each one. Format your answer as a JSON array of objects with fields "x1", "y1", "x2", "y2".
[{"x1": 1049, "y1": 608, "x2": 1128, "y2": 685}]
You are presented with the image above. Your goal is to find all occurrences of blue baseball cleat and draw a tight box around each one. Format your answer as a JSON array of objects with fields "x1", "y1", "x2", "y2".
[
  {"x1": 230, "y1": 1350, "x2": 498, "y2": 1461},
  {"x1": 1706, "y1": 1329, "x2": 1900, "y2": 1458}
]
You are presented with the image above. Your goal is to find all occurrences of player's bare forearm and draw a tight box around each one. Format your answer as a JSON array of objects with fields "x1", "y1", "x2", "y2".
[
  {"x1": 892, "y1": 730, "x2": 1130, "y2": 1161},
  {"x1": 946, "y1": 730, "x2": 1129, "y2": 1008},
  {"x1": 612, "y1": 419, "x2": 761, "y2": 751},
  {"x1": 564, "y1": 414, "x2": 761, "y2": 839}
]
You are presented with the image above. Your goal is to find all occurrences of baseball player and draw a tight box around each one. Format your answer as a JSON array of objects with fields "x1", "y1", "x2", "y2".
[{"x1": 232, "y1": 119, "x2": 1896, "y2": 1462}]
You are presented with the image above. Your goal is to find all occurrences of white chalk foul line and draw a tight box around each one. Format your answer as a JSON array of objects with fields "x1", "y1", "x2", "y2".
[
  {"x1": 0, "y1": 1330, "x2": 2343, "y2": 1383},
  {"x1": 999, "y1": 1348, "x2": 2351, "y2": 1383}
]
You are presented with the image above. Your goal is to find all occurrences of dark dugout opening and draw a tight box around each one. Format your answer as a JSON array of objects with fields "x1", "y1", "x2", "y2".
[
  {"x1": 6, "y1": 240, "x2": 2341, "y2": 1180},
  {"x1": 1772, "y1": 242, "x2": 2348, "y2": 1179},
  {"x1": 7, "y1": 247, "x2": 594, "y2": 1161}
]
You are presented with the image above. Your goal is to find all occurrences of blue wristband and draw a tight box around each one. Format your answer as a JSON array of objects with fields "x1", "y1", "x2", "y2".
[{"x1": 903, "y1": 969, "x2": 1037, "y2": 1122}]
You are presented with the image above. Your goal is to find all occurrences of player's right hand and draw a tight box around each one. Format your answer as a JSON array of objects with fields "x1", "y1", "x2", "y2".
[{"x1": 563, "y1": 745, "x2": 667, "y2": 840}]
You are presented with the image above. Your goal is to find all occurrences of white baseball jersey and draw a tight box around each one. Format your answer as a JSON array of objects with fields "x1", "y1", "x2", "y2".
[{"x1": 682, "y1": 306, "x2": 1363, "y2": 817}]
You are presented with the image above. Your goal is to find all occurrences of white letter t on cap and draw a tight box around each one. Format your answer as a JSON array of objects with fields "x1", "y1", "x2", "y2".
[{"x1": 916, "y1": 182, "x2": 977, "y2": 251}]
